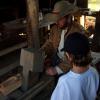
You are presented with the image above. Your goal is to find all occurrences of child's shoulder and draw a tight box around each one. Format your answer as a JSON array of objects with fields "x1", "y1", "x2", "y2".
[{"x1": 58, "y1": 72, "x2": 70, "y2": 83}]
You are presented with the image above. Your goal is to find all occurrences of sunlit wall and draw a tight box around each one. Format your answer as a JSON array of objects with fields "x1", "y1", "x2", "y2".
[{"x1": 88, "y1": 0, "x2": 100, "y2": 11}]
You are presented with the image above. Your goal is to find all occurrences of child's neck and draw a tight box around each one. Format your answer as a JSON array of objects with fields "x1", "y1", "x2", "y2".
[{"x1": 71, "y1": 65, "x2": 89, "y2": 74}]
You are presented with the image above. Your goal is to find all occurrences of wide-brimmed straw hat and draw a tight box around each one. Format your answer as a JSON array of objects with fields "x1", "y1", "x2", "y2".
[{"x1": 39, "y1": 1, "x2": 78, "y2": 28}]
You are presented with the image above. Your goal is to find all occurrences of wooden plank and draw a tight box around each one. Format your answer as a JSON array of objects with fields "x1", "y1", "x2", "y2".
[
  {"x1": 17, "y1": 78, "x2": 54, "y2": 100},
  {"x1": 0, "y1": 42, "x2": 27, "y2": 56},
  {"x1": 0, "y1": 60, "x2": 19, "y2": 76},
  {"x1": 0, "y1": 74, "x2": 22, "y2": 96}
]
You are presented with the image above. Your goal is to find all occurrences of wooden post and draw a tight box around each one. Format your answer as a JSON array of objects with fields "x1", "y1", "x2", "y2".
[
  {"x1": 91, "y1": 11, "x2": 100, "y2": 52},
  {"x1": 21, "y1": 0, "x2": 44, "y2": 91},
  {"x1": 26, "y1": 0, "x2": 40, "y2": 49}
]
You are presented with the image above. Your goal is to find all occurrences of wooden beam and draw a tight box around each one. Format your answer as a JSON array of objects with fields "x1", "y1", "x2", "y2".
[
  {"x1": 0, "y1": 42, "x2": 27, "y2": 56},
  {"x1": 26, "y1": 0, "x2": 40, "y2": 49}
]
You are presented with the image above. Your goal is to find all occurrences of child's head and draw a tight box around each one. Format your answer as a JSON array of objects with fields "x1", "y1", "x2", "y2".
[{"x1": 62, "y1": 32, "x2": 92, "y2": 67}]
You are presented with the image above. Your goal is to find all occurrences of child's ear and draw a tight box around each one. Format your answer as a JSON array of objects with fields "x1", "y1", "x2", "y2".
[
  {"x1": 66, "y1": 52, "x2": 69, "y2": 59},
  {"x1": 66, "y1": 52, "x2": 73, "y2": 62}
]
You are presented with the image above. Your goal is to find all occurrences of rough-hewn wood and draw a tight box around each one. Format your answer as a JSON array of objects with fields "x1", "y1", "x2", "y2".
[
  {"x1": 0, "y1": 74, "x2": 22, "y2": 96},
  {"x1": 26, "y1": 0, "x2": 40, "y2": 49},
  {"x1": 0, "y1": 42, "x2": 27, "y2": 56},
  {"x1": 20, "y1": 48, "x2": 45, "y2": 91}
]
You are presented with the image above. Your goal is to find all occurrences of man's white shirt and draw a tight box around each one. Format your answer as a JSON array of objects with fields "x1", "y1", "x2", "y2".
[{"x1": 55, "y1": 29, "x2": 68, "y2": 74}]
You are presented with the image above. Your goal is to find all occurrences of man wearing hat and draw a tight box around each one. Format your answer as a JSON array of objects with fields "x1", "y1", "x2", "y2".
[
  {"x1": 51, "y1": 32, "x2": 99, "y2": 100},
  {"x1": 40, "y1": 0, "x2": 85, "y2": 75}
]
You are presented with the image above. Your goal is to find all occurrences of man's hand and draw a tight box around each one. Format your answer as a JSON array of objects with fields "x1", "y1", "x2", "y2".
[{"x1": 46, "y1": 67, "x2": 57, "y2": 76}]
